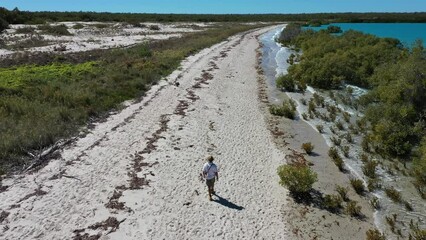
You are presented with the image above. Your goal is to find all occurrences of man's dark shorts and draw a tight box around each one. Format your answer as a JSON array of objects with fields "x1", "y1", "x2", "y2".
[{"x1": 206, "y1": 178, "x2": 215, "y2": 187}]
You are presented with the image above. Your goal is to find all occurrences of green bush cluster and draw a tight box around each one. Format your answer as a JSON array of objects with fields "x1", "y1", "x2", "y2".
[
  {"x1": 283, "y1": 29, "x2": 402, "y2": 89},
  {"x1": 269, "y1": 99, "x2": 297, "y2": 119},
  {"x1": 276, "y1": 74, "x2": 306, "y2": 92},
  {"x1": 323, "y1": 194, "x2": 343, "y2": 211},
  {"x1": 366, "y1": 228, "x2": 386, "y2": 240},
  {"x1": 277, "y1": 25, "x2": 426, "y2": 196},
  {"x1": 362, "y1": 160, "x2": 379, "y2": 179},
  {"x1": 345, "y1": 200, "x2": 362, "y2": 217},
  {"x1": 15, "y1": 26, "x2": 36, "y2": 34},
  {"x1": 350, "y1": 178, "x2": 365, "y2": 195},
  {"x1": 0, "y1": 16, "x2": 9, "y2": 33},
  {"x1": 301, "y1": 142, "x2": 315, "y2": 154},
  {"x1": 384, "y1": 186, "x2": 402, "y2": 203},
  {"x1": 335, "y1": 185, "x2": 349, "y2": 201},
  {"x1": 277, "y1": 164, "x2": 317, "y2": 195},
  {"x1": 326, "y1": 25, "x2": 342, "y2": 34},
  {"x1": 38, "y1": 24, "x2": 72, "y2": 36},
  {"x1": 328, "y1": 147, "x2": 344, "y2": 171},
  {"x1": 278, "y1": 23, "x2": 302, "y2": 45}
]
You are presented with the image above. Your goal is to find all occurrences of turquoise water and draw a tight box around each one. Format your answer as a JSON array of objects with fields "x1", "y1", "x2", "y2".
[{"x1": 305, "y1": 23, "x2": 426, "y2": 47}]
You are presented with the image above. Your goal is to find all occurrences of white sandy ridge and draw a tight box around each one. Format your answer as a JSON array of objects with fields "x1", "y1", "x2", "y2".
[
  {"x1": 0, "y1": 26, "x2": 290, "y2": 239},
  {"x1": 0, "y1": 22, "x2": 212, "y2": 57}
]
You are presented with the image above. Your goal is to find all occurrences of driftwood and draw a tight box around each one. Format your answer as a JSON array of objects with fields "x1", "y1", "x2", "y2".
[{"x1": 24, "y1": 138, "x2": 75, "y2": 172}]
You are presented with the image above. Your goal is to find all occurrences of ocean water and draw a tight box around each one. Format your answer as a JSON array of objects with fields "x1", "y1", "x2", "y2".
[{"x1": 304, "y1": 23, "x2": 426, "y2": 47}]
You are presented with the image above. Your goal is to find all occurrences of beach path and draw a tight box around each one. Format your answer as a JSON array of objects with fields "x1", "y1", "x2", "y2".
[{"x1": 0, "y1": 26, "x2": 290, "y2": 240}]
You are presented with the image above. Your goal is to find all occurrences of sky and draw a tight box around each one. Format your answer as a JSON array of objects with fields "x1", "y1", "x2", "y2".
[{"x1": 1, "y1": 0, "x2": 426, "y2": 14}]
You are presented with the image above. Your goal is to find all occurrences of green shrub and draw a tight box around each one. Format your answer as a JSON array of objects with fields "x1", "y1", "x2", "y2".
[
  {"x1": 361, "y1": 137, "x2": 371, "y2": 152},
  {"x1": 363, "y1": 160, "x2": 379, "y2": 179},
  {"x1": 344, "y1": 132, "x2": 353, "y2": 143},
  {"x1": 15, "y1": 26, "x2": 36, "y2": 34},
  {"x1": 386, "y1": 215, "x2": 396, "y2": 233},
  {"x1": 346, "y1": 200, "x2": 362, "y2": 217},
  {"x1": 149, "y1": 25, "x2": 160, "y2": 30},
  {"x1": 367, "y1": 178, "x2": 381, "y2": 192},
  {"x1": 335, "y1": 185, "x2": 349, "y2": 201},
  {"x1": 73, "y1": 23, "x2": 84, "y2": 29},
  {"x1": 316, "y1": 124, "x2": 324, "y2": 133},
  {"x1": 326, "y1": 25, "x2": 343, "y2": 34},
  {"x1": 301, "y1": 142, "x2": 314, "y2": 154},
  {"x1": 313, "y1": 93, "x2": 325, "y2": 107},
  {"x1": 300, "y1": 98, "x2": 307, "y2": 105},
  {"x1": 343, "y1": 111, "x2": 351, "y2": 123},
  {"x1": 370, "y1": 197, "x2": 380, "y2": 210},
  {"x1": 269, "y1": 99, "x2": 296, "y2": 119},
  {"x1": 384, "y1": 186, "x2": 402, "y2": 203},
  {"x1": 341, "y1": 145, "x2": 350, "y2": 157},
  {"x1": 349, "y1": 124, "x2": 359, "y2": 135},
  {"x1": 277, "y1": 164, "x2": 317, "y2": 194},
  {"x1": 336, "y1": 121, "x2": 344, "y2": 130},
  {"x1": 308, "y1": 99, "x2": 316, "y2": 113},
  {"x1": 404, "y1": 201, "x2": 413, "y2": 211},
  {"x1": 329, "y1": 112, "x2": 337, "y2": 121},
  {"x1": 302, "y1": 112, "x2": 308, "y2": 120},
  {"x1": 360, "y1": 153, "x2": 369, "y2": 163},
  {"x1": 366, "y1": 228, "x2": 386, "y2": 240},
  {"x1": 328, "y1": 147, "x2": 344, "y2": 171},
  {"x1": 0, "y1": 17, "x2": 8, "y2": 33},
  {"x1": 331, "y1": 136, "x2": 341, "y2": 146},
  {"x1": 410, "y1": 229, "x2": 426, "y2": 240},
  {"x1": 38, "y1": 24, "x2": 72, "y2": 36},
  {"x1": 323, "y1": 194, "x2": 343, "y2": 211},
  {"x1": 276, "y1": 75, "x2": 295, "y2": 92},
  {"x1": 93, "y1": 23, "x2": 110, "y2": 29},
  {"x1": 350, "y1": 178, "x2": 365, "y2": 195}
]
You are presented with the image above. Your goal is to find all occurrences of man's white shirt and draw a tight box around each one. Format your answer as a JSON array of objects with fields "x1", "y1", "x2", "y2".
[{"x1": 202, "y1": 162, "x2": 218, "y2": 180}]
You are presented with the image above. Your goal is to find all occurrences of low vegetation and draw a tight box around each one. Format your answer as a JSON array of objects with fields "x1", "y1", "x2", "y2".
[
  {"x1": 384, "y1": 186, "x2": 402, "y2": 203},
  {"x1": 316, "y1": 124, "x2": 324, "y2": 133},
  {"x1": 0, "y1": 23, "x2": 264, "y2": 173},
  {"x1": 15, "y1": 26, "x2": 36, "y2": 34},
  {"x1": 301, "y1": 142, "x2": 314, "y2": 155},
  {"x1": 366, "y1": 228, "x2": 386, "y2": 240},
  {"x1": 323, "y1": 194, "x2": 343, "y2": 212},
  {"x1": 345, "y1": 200, "x2": 362, "y2": 217},
  {"x1": 335, "y1": 185, "x2": 349, "y2": 201},
  {"x1": 328, "y1": 147, "x2": 344, "y2": 171},
  {"x1": 269, "y1": 99, "x2": 297, "y2": 119},
  {"x1": 278, "y1": 22, "x2": 426, "y2": 198},
  {"x1": 2, "y1": 7, "x2": 426, "y2": 25},
  {"x1": 350, "y1": 178, "x2": 365, "y2": 195},
  {"x1": 277, "y1": 164, "x2": 317, "y2": 195},
  {"x1": 370, "y1": 196, "x2": 380, "y2": 210},
  {"x1": 362, "y1": 160, "x2": 379, "y2": 179},
  {"x1": 38, "y1": 24, "x2": 72, "y2": 36}
]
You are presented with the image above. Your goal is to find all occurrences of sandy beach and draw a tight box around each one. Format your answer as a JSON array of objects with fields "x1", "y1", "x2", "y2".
[{"x1": 0, "y1": 26, "x2": 292, "y2": 239}]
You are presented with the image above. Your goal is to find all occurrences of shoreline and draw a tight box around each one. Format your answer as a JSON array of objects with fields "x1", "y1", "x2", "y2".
[{"x1": 256, "y1": 34, "x2": 376, "y2": 239}]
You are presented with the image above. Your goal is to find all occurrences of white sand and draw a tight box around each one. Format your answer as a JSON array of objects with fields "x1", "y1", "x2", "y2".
[
  {"x1": 0, "y1": 26, "x2": 291, "y2": 239},
  {"x1": 0, "y1": 22, "x2": 211, "y2": 57}
]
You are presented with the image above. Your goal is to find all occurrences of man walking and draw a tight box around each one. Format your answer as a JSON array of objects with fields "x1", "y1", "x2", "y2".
[{"x1": 202, "y1": 156, "x2": 219, "y2": 201}]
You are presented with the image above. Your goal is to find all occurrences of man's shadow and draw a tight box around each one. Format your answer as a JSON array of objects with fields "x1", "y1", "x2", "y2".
[{"x1": 213, "y1": 194, "x2": 244, "y2": 210}]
